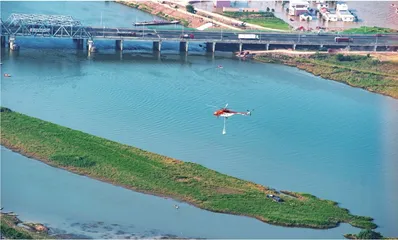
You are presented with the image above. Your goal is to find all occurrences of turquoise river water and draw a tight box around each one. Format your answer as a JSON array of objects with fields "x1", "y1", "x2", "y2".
[{"x1": 1, "y1": 1, "x2": 398, "y2": 238}]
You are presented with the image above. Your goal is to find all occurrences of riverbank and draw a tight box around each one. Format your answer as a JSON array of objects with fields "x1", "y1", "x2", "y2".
[
  {"x1": 115, "y1": 0, "x2": 238, "y2": 30},
  {"x1": 253, "y1": 51, "x2": 398, "y2": 99},
  {"x1": 0, "y1": 212, "x2": 52, "y2": 239},
  {"x1": 0, "y1": 107, "x2": 377, "y2": 231},
  {"x1": 343, "y1": 26, "x2": 398, "y2": 34}
]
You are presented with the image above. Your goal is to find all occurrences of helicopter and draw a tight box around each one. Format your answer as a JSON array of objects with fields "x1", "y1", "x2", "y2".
[{"x1": 211, "y1": 103, "x2": 252, "y2": 134}]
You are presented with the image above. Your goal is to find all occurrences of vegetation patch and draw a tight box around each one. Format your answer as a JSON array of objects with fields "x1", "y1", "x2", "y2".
[
  {"x1": 0, "y1": 213, "x2": 52, "y2": 239},
  {"x1": 0, "y1": 109, "x2": 377, "y2": 230},
  {"x1": 223, "y1": 11, "x2": 290, "y2": 30},
  {"x1": 344, "y1": 229, "x2": 384, "y2": 239},
  {"x1": 343, "y1": 26, "x2": 397, "y2": 34},
  {"x1": 254, "y1": 53, "x2": 398, "y2": 99},
  {"x1": 50, "y1": 154, "x2": 96, "y2": 168}
]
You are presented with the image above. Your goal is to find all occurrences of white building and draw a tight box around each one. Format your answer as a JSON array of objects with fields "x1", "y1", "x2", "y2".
[
  {"x1": 338, "y1": 10, "x2": 354, "y2": 21},
  {"x1": 315, "y1": 0, "x2": 325, "y2": 3},
  {"x1": 322, "y1": 10, "x2": 338, "y2": 21},
  {"x1": 289, "y1": 0, "x2": 309, "y2": 16},
  {"x1": 336, "y1": 2, "x2": 348, "y2": 11}
]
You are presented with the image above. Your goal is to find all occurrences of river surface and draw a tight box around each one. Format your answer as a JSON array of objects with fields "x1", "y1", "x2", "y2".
[{"x1": 1, "y1": 1, "x2": 398, "y2": 238}]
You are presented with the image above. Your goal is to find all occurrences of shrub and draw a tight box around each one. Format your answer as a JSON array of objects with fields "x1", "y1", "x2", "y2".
[
  {"x1": 357, "y1": 229, "x2": 383, "y2": 239},
  {"x1": 50, "y1": 154, "x2": 96, "y2": 168},
  {"x1": 0, "y1": 107, "x2": 12, "y2": 112},
  {"x1": 186, "y1": 4, "x2": 195, "y2": 14}
]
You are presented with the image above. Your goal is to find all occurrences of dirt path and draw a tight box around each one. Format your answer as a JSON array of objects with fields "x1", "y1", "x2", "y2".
[{"x1": 251, "y1": 50, "x2": 398, "y2": 62}]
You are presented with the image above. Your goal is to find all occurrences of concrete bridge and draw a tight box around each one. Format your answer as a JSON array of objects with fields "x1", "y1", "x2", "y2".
[{"x1": 2, "y1": 13, "x2": 398, "y2": 53}]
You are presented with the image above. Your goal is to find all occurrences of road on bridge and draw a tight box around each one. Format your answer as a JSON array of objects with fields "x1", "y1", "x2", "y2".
[{"x1": 86, "y1": 27, "x2": 398, "y2": 46}]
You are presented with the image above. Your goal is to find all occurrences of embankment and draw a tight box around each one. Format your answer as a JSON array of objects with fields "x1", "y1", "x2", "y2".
[
  {"x1": 0, "y1": 212, "x2": 52, "y2": 239},
  {"x1": 253, "y1": 51, "x2": 398, "y2": 99},
  {"x1": 115, "y1": 0, "x2": 238, "y2": 29},
  {"x1": 0, "y1": 107, "x2": 377, "y2": 231}
]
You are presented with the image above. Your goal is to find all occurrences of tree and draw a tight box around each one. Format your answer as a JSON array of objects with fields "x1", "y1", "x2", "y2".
[
  {"x1": 357, "y1": 229, "x2": 383, "y2": 239},
  {"x1": 271, "y1": 8, "x2": 275, "y2": 13},
  {"x1": 186, "y1": 4, "x2": 195, "y2": 14},
  {"x1": 336, "y1": 53, "x2": 345, "y2": 61},
  {"x1": 266, "y1": 7, "x2": 270, "y2": 12}
]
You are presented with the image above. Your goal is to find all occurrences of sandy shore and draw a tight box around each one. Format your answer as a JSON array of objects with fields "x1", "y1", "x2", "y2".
[{"x1": 251, "y1": 50, "x2": 398, "y2": 62}]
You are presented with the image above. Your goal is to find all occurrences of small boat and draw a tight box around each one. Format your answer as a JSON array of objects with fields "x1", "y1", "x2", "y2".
[
  {"x1": 4, "y1": 73, "x2": 11, "y2": 77},
  {"x1": 217, "y1": 65, "x2": 223, "y2": 69}
]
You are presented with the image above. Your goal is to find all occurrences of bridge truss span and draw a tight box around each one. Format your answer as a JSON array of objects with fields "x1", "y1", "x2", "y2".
[{"x1": 3, "y1": 13, "x2": 92, "y2": 39}]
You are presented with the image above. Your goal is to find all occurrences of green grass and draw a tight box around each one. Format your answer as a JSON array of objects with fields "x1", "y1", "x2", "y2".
[
  {"x1": 343, "y1": 26, "x2": 397, "y2": 34},
  {"x1": 255, "y1": 53, "x2": 398, "y2": 99},
  {"x1": 0, "y1": 213, "x2": 52, "y2": 239},
  {"x1": 0, "y1": 108, "x2": 377, "y2": 230},
  {"x1": 222, "y1": 11, "x2": 290, "y2": 30},
  {"x1": 243, "y1": 18, "x2": 290, "y2": 30}
]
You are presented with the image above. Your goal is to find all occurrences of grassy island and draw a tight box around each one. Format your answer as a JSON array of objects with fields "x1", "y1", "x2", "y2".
[
  {"x1": 254, "y1": 52, "x2": 398, "y2": 99},
  {"x1": 0, "y1": 107, "x2": 377, "y2": 230}
]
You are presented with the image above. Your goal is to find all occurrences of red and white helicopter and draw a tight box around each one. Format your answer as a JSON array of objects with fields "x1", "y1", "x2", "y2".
[{"x1": 211, "y1": 103, "x2": 252, "y2": 134}]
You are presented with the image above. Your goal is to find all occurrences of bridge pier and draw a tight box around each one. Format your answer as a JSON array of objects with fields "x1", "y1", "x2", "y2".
[
  {"x1": 179, "y1": 41, "x2": 189, "y2": 52},
  {"x1": 292, "y1": 44, "x2": 296, "y2": 51},
  {"x1": 153, "y1": 51, "x2": 161, "y2": 62},
  {"x1": 116, "y1": 40, "x2": 123, "y2": 51},
  {"x1": 239, "y1": 43, "x2": 243, "y2": 52},
  {"x1": 266, "y1": 43, "x2": 269, "y2": 51},
  {"x1": 9, "y1": 37, "x2": 19, "y2": 51},
  {"x1": 87, "y1": 39, "x2": 96, "y2": 53},
  {"x1": 1, "y1": 36, "x2": 6, "y2": 48},
  {"x1": 374, "y1": 45, "x2": 378, "y2": 52},
  {"x1": 206, "y1": 42, "x2": 216, "y2": 53},
  {"x1": 320, "y1": 44, "x2": 324, "y2": 48},
  {"x1": 73, "y1": 39, "x2": 84, "y2": 49},
  {"x1": 153, "y1": 41, "x2": 162, "y2": 52},
  {"x1": 180, "y1": 52, "x2": 188, "y2": 63}
]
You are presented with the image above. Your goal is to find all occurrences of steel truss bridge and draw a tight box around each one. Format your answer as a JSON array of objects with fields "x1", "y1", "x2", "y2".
[
  {"x1": 1, "y1": 13, "x2": 91, "y2": 39},
  {"x1": 1, "y1": 13, "x2": 398, "y2": 52}
]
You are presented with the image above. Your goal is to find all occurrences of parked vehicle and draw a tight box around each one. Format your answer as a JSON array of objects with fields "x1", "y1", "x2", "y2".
[
  {"x1": 238, "y1": 34, "x2": 259, "y2": 40},
  {"x1": 181, "y1": 33, "x2": 194, "y2": 39},
  {"x1": 335, "y1": 37, "x2": 353, "y2": 42}
]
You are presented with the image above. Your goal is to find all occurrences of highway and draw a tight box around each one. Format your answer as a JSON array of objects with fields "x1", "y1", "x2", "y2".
[
  {"x1": 87, "y1": 27, "x2": 398, "y2": 46},
  {"x1": 2, "y1": 24, "x2": 398, "y2": 47}
]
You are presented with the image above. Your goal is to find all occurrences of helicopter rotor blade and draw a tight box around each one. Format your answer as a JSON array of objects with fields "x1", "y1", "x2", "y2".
[{"x1": 206, "y1": 104, "x2": 219, "y2": 109}]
